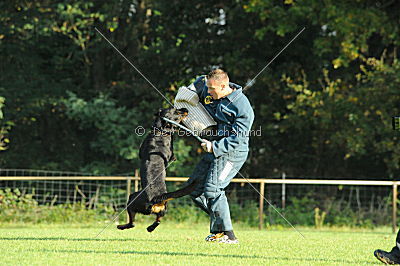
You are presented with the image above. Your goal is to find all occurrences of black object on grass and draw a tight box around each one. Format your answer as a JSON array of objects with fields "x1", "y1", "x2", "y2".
[{"x1": 392, "y1": 117, "x2": 400, "y2": 131}]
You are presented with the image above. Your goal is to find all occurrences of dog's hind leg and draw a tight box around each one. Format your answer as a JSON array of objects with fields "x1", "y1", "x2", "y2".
[
  {"x1": 147, "y1": 215, "x2": 162, "y2": 232},
  {"x1": 117, "y1": 208, "x2": 136, "y2": 230}
]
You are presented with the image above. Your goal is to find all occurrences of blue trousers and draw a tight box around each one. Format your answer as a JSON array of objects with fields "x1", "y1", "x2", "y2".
[{"x1": 189, "y1": 151, "x2": 248, "y2": 233}]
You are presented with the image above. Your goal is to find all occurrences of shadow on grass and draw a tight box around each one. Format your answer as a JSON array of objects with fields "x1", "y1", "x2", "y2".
[
  {"x1": 0, "y1": 237, "x2": 169, "y2": 242},
  {"x1": 263, "y1": 228, "x2": 392, "y2": 236},
  {"x1": 28, "y1": 248, "x2": 376, "y2": 264}
]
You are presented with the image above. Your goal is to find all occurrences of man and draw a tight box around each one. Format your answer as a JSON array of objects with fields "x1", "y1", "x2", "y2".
[
  {"x1": 187, "y1": 69, "x2": 254, "y2": 244},
  {"x1": 374, "y1": 230, "x2": 400, "y2": 264}
]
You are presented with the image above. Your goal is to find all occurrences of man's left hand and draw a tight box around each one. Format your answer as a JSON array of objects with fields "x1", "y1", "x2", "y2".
[{"x1": 201, "y1": 140, "x2": 213, "y2": 153}]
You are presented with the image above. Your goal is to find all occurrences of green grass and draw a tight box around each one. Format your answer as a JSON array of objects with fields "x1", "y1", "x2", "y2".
[{"x1": 0, "y1": 222, "x2": 394, "y2": 265}]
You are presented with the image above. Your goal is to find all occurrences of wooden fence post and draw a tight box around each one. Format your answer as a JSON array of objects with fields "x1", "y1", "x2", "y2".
[
  {"x1": 134, "y1": 169, "x2": 139, "y2": 192},
  {"x1": 125, "y1": 175, "x2": 132, "y2": 223},
  {"x1": 126, "y1": 175, "x2": 132, "y2": 201},
  {"x1": 259, "y1": 181, "x2": 265, "y2": 230},
  {"x1": 393, "y1": 183, "x2": 398, "y2": 234}
]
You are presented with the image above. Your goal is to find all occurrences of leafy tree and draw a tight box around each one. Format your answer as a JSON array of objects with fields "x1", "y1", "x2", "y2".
[
  {"x1": 243, "y1": 0, "x2": 400, "y2": 178},
  {"x1": 0, "y1": 0, "x2": 399, "y2": 180},
  {"x1": 0, "y1": 96, "x2": 11, "y2": 152}
]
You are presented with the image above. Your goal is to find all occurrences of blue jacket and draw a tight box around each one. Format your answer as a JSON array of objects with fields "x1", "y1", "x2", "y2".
[{"x1": 192, "y1": 75, "x2": 255, "y2": 157}]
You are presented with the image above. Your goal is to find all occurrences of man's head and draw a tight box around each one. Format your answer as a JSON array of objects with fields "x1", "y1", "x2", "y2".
[{"x1": 206, "y1": 69, "x2": 232, "y2": 100}]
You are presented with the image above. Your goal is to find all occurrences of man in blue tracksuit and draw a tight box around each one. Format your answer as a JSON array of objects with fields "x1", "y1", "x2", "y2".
[{"x1": 187, "y1": 69, "x2": 254, "y2": 244}]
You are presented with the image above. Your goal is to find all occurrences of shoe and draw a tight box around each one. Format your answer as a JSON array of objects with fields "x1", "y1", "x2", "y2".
[
  {"x1": 205, "y1": 233, "x2": 224, "y2": 242},
  {"x1": 374, "y1": 247, "x2": 400, "y2": 264},
  {"x1": 217, "y1": 235, "x2": 239, "y2": 244}
]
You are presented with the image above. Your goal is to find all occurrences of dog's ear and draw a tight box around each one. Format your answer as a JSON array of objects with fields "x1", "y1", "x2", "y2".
[
  {"x1": 154, "y1": 108, "x2": 163, "y2": 117},
  {"x1": 153, "y1": 109, "x2": 164, "y2": 128}
]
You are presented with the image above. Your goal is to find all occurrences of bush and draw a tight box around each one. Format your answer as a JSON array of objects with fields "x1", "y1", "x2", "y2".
[
  {"x1": 0, "y1": 188, "x2": 115, "y2": 224},
  {"x1": 0, "y1": 188, "x2": 393, "y2": 228},
  {"x1": 230, "y1": 200, "x2": 260, "y2": 227}
]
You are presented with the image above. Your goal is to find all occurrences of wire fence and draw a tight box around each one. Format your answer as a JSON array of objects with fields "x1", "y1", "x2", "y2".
[
  {"x1": 0, "y1": 169, "x2": 129, "y2": 212},
  {"x1": 0, "y1": 169, "x2": 397, "y2": 231}
]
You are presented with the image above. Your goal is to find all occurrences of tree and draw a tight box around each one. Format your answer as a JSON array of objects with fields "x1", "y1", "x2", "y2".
[
  {"x1": 1, "y1": 0, "x2": 399, "y2": 179},
  {"x1": 0, "y1": 96, "x2": 11, "y2": 152}
]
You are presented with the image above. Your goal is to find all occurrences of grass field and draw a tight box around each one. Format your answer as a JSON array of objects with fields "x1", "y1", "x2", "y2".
[{"x1": 0, "y1": 222, "x2": 394, "y2": 265}]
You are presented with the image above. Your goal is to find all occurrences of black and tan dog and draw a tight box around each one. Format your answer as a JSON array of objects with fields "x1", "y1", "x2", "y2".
[{"x1": 117, "y1": 107, "x2": 197, "y2": 232}]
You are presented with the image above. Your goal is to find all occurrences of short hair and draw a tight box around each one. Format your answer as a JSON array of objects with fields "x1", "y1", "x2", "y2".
[{"x1": 207, "y1": 69, "x2": 229, "y2": 82}]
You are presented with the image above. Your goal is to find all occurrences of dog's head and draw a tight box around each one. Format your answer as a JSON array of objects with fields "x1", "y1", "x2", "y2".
[{"x1": 153, "y1": 107, "x2": 188, "y2": 131}]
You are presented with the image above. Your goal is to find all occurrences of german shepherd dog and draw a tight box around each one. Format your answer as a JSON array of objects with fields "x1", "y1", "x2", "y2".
[{"x1": 117, "y1": 107, "x2": 197, "y2": 232}]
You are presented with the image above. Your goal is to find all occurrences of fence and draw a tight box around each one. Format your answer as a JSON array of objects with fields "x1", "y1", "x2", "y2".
[{"x1": 0, "y1": 170, "x2": 398, "y2": 232}]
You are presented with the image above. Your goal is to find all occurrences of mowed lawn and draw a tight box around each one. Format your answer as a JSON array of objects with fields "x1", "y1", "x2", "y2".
[{"x1": 0, "y1": 223, "x2": 394, "y2": 265}]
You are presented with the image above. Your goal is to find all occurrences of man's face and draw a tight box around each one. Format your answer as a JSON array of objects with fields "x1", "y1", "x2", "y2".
[{"x1": 206, "y1": 78, "x2": 226, "y2": 100}]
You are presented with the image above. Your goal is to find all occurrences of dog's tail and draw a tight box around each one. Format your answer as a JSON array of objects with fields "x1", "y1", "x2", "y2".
[
  {"x1": 151, "y1": 179, "x2": 199, "y2": 204},
  {"x1": 165, "y1": 179, "x2": 199, "y2": 199}
]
